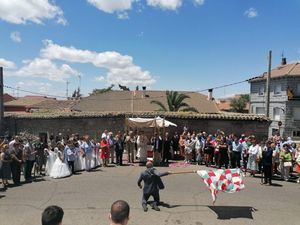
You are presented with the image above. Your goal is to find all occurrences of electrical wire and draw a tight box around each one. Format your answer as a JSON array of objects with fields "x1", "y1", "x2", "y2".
[{"x1": 2, "y1": 77, "x2": 252, "y2": 101}]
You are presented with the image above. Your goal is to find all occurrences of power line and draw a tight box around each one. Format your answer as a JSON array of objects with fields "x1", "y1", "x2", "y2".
[
  {"x1": 3, "y1": 85, "x2": 68, "y2": 99},
  {"x1": 2, "y1": 77, "x2": 252, "y2": 101}
]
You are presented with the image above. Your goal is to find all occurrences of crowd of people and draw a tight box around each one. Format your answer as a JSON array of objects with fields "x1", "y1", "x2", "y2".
[{"x1": 1, "y1": 128, "x2": 300, "y2": 190}]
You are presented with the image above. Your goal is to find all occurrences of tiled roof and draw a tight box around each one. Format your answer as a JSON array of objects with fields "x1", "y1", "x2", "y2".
[
  {"x1": 4, "y1": 111, "x2": 270, "y2": 121},
  {"x1": 72, "y1": 90, "x2": 219, "y2": 113},
  {"x1": 3, "y1": 93, "x2": 16, "y2": 103},
  {"x1": 249, "y1": 62, "x2": 300, "y2": 82},
  {"x1": 30, "y1": 99, "x2": 78, "y2": 111},
  {"x1": 4, "y1": 96, "x2": 55, "y2": 107}
]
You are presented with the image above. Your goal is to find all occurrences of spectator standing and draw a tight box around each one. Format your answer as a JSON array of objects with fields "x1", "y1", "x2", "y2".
[
  {"x1": 81, "y1": 135, "x2": 95, "y2": 172},
  {"x1": 10, "y1": 141, "x2": 23, "y2": 185},
  {"x1": 231, "y1": 136, "x2": 242, "y2": 168},
  {"x1": 280, "y1": 144, "x2": 293, "y2": 181},
  {"x1": 0, "y1": 144, "x2": 12, "y2": 189},
  {"x1": 23, "y1": 140, "x2": 37, "y2": 182},
  {"x1": 247, "y1": 136, "x2": 260, "y2": 177},
  {"x1": 262, "y1": 141, "x2": 274, "y2": 185},
  {"x1": 100, "y1": 135, "x2": 110, "y2": 167},
  {"x1": 115, "y1": 134, "x2": 125, "y2": 166}
]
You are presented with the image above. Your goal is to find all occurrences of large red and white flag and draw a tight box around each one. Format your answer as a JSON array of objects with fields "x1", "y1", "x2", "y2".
[{"x1": 197, "y1": 168, "x2": 245, "y2": 203}]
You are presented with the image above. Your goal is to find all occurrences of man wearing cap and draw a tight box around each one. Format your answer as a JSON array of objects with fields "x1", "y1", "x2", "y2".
[{"x1": 137, "y1": 161, "x2": 170, "y2": 212}]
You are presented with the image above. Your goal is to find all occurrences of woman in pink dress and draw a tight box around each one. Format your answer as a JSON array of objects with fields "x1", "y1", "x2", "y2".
[{"x1": 100, "y1": 137, "x2": 110, "y2": 167}]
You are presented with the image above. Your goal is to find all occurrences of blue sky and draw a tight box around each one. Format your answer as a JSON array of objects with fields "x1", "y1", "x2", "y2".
[{"x1": 1, "y1": 0, "x2": 300, "y2": 99}]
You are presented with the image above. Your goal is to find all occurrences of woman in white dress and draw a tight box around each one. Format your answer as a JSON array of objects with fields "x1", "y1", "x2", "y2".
[
  {"x1": 136, "y1": 131, "x2": 148, "y2": 163},
  {"x1": 50, "y1": 147, "x2": 71, "y2": 179},
  {"x1": 247, "y1": 136, "x2": 260, "y2": 177},
  {"x1": 45, "y1": 148, "x2": 57, "y2": 176}
]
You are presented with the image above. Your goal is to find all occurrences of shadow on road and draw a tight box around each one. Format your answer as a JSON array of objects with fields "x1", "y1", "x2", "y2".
[
  {"x1": 0, "y1": 194, "x2": 5, "y2": 199},
  {"x1": 208, "y1": 206, "x2": 257, "y2": 220}
]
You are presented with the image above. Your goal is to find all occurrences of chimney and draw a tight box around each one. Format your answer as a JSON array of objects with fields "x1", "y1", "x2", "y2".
[
  {"x1": 208, "y1": 89, "x2": 213, "y2": 101},
  {"x1": 281, "y1": 56, "x2": 287, "y2": 65},
  {"x1": 0, "y1": 67, "x2": 4, "y2": 134},
  {"x1": 142, "y1": 86, "x2": 146, "y2": 98}
]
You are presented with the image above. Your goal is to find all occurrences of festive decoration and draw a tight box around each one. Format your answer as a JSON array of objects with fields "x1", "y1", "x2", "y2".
[{"x1": 197, "y1": 168, "x2": 245, "y2": 203}]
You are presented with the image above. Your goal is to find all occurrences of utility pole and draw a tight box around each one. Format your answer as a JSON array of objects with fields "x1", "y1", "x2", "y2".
[
  {"x1": 66, "y1": 80, "x2": 70, "y2": 99},
  {"x1": 266, "y1": 50, "x2": 272, "y2": 118},
  {"x1": 0, "y1": 67, "x2": 4, "y2": 134}
]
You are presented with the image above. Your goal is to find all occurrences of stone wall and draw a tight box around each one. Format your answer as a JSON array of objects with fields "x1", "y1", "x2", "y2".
[{"x1": 4, "y1": 116, "x2": 270, "y2": 141}]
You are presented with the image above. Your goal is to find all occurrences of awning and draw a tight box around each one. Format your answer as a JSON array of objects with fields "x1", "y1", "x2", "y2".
[{"x1": 126, "y1": 117, "x2": 177, "y2": 128}]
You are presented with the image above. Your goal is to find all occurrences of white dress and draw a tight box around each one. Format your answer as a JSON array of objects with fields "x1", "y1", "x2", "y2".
[
  {"x1": 45, "y1": 150, "x2": 57, "y2": 175},
  {"x1": 50, "y1": 151, "x2": 71, "y2": 179},
  {"x1": 137, "y1": 135, "x2": 148, "y2": 162},
  {"x1": 74, "y1": 147, "x2": 83, "y2": 171}
]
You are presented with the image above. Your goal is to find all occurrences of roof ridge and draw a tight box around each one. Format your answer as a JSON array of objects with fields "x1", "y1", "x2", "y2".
[{"x1": 287, "y1": 63, "x2": 298, "y2": 75}]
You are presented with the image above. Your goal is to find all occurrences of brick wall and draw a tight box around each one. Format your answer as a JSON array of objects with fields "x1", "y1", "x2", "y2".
[{"x1": 4, "y1": 116, "x2": 270, "y2": 141}]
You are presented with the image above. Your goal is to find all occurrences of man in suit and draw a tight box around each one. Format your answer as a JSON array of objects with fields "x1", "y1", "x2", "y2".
[
  {"x1": 137, "y1": 161, "x2": 169, "y2": 212},
  {"x1": 151, "y1": 133, "x2": 163, "y2": 165}
]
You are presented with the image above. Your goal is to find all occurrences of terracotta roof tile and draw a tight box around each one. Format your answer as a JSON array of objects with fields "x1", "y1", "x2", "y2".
[
  {"x1": 4, "y1": 111, "x2": 269, "y2": 122},
  {"x1": 72, "y1": 90, "x2": 219, "y2": 113}
]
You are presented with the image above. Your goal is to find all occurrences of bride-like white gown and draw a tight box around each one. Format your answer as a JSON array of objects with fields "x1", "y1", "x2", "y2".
[
  {"x1": 50, "y1": 151, "x2": 71, "y2": 179},
  {"x1": 45, "y1": 150, "x2": 57, "y2": 175}
]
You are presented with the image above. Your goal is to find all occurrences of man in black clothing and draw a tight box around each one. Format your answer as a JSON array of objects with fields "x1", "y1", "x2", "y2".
[
  {"x1": 262, "y1": 141, "x2": 274, "y2": 185},
  {"x1": 115, "y1": 133, "x2": 124, "y2": 166},
  {"x1": 137, "y1": 161, "x2": 169, "y2": 212}
]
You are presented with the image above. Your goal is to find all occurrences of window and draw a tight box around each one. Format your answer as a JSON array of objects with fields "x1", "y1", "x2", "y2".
[
  {"x1": 258, "y1": 86, "x2": 265, "y2": 96},
  {"x1": 297, "y1": 83, "x2": 300, "y2": 95},
  {"x1": 273, "y1": 107, "x2": 281, "y2": 121},
  {"x1": 274, "y1": 84, "x2": 281, "y2": 95},
  {"x1": 256, "y1": 107, "x2": 265, "y2": 115},
  {"x1": 293, "y1": 131, "x2": 300, "y2": 137},
  {"x1": 293, "y1": 107, "x2": 300, "y2": 120}
]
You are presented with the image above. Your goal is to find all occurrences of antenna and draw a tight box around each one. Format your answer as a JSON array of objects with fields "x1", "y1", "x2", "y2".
[
  {"x1": 78, "y1": 74, "x2": 81, "y2": 90},
  {"x1": 66, "y1": 80, "x2": 70, "y2": 99}
]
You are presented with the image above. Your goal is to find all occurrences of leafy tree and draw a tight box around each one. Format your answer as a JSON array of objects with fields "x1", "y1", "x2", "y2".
[
  {"x1": 151, "y1": 91, "x2": 199, "y2": 113},
  {"x1": 230, "y1": 94, "x2": 250, "y2": 113},
  {"x1": 90, "y1": 84, "x2": 114, "y2": 95}
]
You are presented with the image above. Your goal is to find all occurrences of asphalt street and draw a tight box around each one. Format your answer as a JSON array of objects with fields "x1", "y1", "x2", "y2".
[{"x1": 0, "y1": 164, "x2": 299, "y2": 225}]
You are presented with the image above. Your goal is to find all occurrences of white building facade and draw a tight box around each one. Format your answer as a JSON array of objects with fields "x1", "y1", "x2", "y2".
[{"x1": 249, "y1": 60, "x2": 300, "y2": 138}]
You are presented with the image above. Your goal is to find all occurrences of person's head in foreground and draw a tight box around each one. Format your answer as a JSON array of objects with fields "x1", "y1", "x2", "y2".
[
  {"x1": 42, "y1": 205, "x2": 64, "y2": 225},
  {"x1": 109, "y1": 200, "x2": 130, "y2": 225}
]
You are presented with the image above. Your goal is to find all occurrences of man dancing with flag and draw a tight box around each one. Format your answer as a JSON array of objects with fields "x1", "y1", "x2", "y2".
[{"x1": 137, "y1": 161, "x2": 170, "y2": 212}]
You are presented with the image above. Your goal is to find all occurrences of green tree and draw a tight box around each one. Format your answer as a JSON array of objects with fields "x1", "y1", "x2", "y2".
[
  {"x1": 151, "y1": 91, "x2": 199, "y2": 112},
  {"x1": 90, "y1": 84, "x2": 114, "y2": 95},
  {"x1": 230, "y1": 94, "x2": 250, "y2": 113}
]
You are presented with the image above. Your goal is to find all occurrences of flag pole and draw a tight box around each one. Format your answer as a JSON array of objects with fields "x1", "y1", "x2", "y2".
[{"x1": 169, "y1": 170, "x2": 197, "y2": 175}]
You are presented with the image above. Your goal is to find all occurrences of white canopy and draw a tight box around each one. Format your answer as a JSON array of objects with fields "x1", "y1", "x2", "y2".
[{"x1": 126, "y1": 117, "x2": 177, "y2": 128}]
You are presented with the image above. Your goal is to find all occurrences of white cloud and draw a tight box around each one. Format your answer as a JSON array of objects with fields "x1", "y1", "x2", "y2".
[
  {"x1": 15, "y1": 58, "x2": 80, "y2": 82},
  {"x1": 87, "y1": 0, "x2": 133, "y2": 13},
  {"x1": 117, "y1": 11, "x2": 129, "y2": 19},
  {"x1": 0, "y1": 58, "x2": 16, "y2": 69},
  {"x1": 0, "y1": 0, "x2": 66, "y2": 25},
  {"x1": 95, "y1": 76, "x2": 105, "y2": 82},
  {"x1": 244, "y1": 7, "x2": 258, "y2": 18},
  {"x1": 16, "y1": 80, "x2": 52, "y2": 94},
  {"x1": 147, "y1": 0, "x2": 182, "y2": 10},
  {"x1": 40, "y1": 40, "x2": 156, "y2": 87},
  {"x1": 194, "y1": 0, "x2": 205, "y2": 6},
  {"x1": 10, "y1": 31, "x2": 22, "y2": 43}
]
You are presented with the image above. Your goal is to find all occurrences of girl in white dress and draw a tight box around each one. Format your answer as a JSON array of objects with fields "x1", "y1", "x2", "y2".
[
  {"x1": 45, "y1": 148, "x2": 57, "y2": 176},
  {"x1": 50, "y1": 147, "x2": 71, "y2": 179}
]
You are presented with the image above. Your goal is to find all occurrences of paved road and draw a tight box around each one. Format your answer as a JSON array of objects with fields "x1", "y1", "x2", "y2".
[{"x1": 0, "y1": 164, "x2": 299, "y2": 225}]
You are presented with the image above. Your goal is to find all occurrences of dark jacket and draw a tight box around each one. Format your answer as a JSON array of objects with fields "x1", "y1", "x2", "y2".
[
  {"x1": 262, "y1": 148, "x2": 273, "y2": 166},
  {"x1": 115, "y1": 139, "x2": 124, "y2": 153},
  {"x1": 151, "y1": 137, "x2": 163, "y2": 153},
  {"x1": 137, "y1": 168, "x2": 169, "y2": 195}
]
